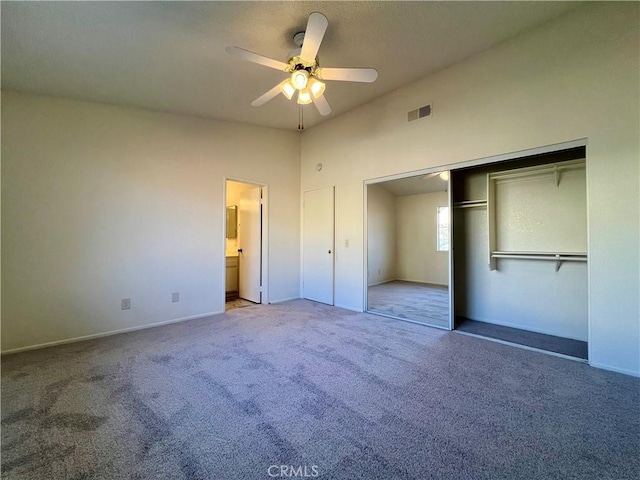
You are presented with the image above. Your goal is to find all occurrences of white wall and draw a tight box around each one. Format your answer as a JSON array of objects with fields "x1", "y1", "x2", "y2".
[
  {"x1": 1, "y1": 90, "x2": 301, "y2": 352},
  {"x1": 366, "y1": 184, "x2": 396, "y2": 286},
  {"x1": 301, "y1": 3, "x2": 639, "y2": 375},
  {"x1": 395, "y1": 191, "x2": 449, "y2": 286}
]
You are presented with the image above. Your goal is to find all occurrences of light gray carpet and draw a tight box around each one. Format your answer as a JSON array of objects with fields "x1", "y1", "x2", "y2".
[
  {"x1": 368, "y1": 281, "x2": 449, "y2": 328},
  {"x1": 2, "y1": 299, "x2": 639, "y2": 479}
]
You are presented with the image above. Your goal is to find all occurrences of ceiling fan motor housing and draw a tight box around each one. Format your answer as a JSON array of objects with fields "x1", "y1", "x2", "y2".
[{"x1": 293, "y1": 31, "x2": 306, "y2": 48}]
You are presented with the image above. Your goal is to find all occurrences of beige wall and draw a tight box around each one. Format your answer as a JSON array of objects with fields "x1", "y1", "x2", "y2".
[
  {"x1": 1, "y1": 91, "x2": 301, "y2": 351},
  {"x1": 301, "y1": 3, "x2": 639, "y2": 375},
  {"x1": 395, "y1": 191, "x2": 449, "y2": 286},
  {"x1": 2, "y1": 3, "x2": 638, "y2": 376},
  {"x1": 366, "y1": 184, "x2": 396, "y2": 286}
]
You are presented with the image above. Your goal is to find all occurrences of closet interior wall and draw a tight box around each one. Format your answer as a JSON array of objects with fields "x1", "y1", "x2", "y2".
[{"x1": 452, "y1": 148, "x2": 588, "y2": 342}]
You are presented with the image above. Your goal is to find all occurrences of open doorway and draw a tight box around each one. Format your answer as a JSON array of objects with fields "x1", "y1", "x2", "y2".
[
  {"x1": 365, "y1": 171, "x2": 452, "y2": 329},
  {"x1": 225, "y1": 179, "x2": 265, "y2": 311}
]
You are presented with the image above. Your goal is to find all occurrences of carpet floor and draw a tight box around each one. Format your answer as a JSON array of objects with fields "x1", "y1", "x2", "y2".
[
  {"x1": 1, "y1": 300, "x2": 638, "y2": 479},
  {"x1": 367, "y1": 281, "x2": 449, "y2": 328}
]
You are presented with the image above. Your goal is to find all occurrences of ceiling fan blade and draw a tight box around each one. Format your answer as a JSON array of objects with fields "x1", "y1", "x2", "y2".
[
  {"x1": 251, "y1": 81, "x2": 286, "y2": 107},
  {"x1": 225, "y1": 46, "x2": 289, "y2": 71},
  {"x1": 312, "y1": 94, "x2": 332, "y2": 116},
  {"x1": 318, "y1": 67, "x2": 378, "y2": 83},
  {"x1": 300, "y1": 12, "x2": 328, "y2": 63}
]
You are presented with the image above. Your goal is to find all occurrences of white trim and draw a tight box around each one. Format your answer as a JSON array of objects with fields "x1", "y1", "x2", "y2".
[
  {"x1": 366, "y1": 310, "x2": 450, "y2": 330},
  {"x1": 365, "y1": 165, "x2": 448, "y2": 185},
  {"x1": 363, "y1": 169, "x2": 454, "y2": 327},
  {"x1": 362, "y1": 182, "x2": 369, "y2": 311},
  {"x1": 268, "y1": 296, "x2": 300, "y2": 304},
  {"x1": 224, "y1": 177, "x2": 269, "y2": 304},
  {"x1": 447, "y1": 176, "x2": 454, "y2": 331},
  {"x1": 367, "y1": 279, "x2": 397, "y2": 287},
  {"x1": 334, "y1": 303, "x2": 363, "y2": 313},
  {"x1": 449, "y1": 138, "x2": 588, "y2": 172},
  {"x1": 0, "y1": 311, "x2": 222, "y2": 356},
  {"x1": 585, "y1": 148, "x2": 593, "y2": 370},
  {"x1": 453, "y1": 330, "x2": 588, "y2": 363},
  {"x1": 362, "y1": 139, "x2": 588, "y2": 187},
  {"x1": 393, "y1": 278, "x2": 448, "y2": 288},
  {"x1": 588, "y1": 362, "x2": 640, "y2": 378}
]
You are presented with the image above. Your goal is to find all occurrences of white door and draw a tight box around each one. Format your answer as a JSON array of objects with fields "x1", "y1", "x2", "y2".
[
  {"x1": 303, "y1": 187, "x2": 335, "y2": 305},
  {"x1": 238, "y1": 186, "x2": 262, "y2": 303}
]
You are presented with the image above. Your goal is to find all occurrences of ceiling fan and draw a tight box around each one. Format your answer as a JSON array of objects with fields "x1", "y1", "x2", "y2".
[{"x1": 225, "y1": 12, "x2": 378, "y2": 119}]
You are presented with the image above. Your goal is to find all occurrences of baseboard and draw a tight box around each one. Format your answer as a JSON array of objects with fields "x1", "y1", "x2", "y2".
[
  {"x1": 589, "y1": 361, "x2": 640, "y2": 378},
  {"x1": 268, "y1": 297, "x2": 301, "y2": 304},
  {"x1": 334, "y1": 303, "x2": 363, "y2": 313},
  {"x1": 367, "y1": 279, "x2": 396, "y2": 287},
  {"x1": 395, "y1": 279, "x2": 448, "y2": 288},
  {"x1": 1, "y1": 311, "x2": 223, "y2": 356}
]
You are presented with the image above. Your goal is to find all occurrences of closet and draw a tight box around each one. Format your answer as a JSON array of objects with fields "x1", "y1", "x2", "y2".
[{"x1": 452, "y1": 148, "x2": 588, "y2": 359}]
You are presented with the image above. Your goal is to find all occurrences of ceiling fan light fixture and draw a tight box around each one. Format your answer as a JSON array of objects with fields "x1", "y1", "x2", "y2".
[
  {"x1": 281, "y1": 80, "x2": 296, "y2": 100},
  {"x1": 291, "y1": 69, "x2": 309, "y2": 90},
  {"x1": 308, "y1": 77, "x2": 326, "y2": 98},
  {"x1": 226, "y1": 12, "x2": 375, "y2": 125},
  {"x1": 297, "y1": 88, "x2": 313, "y2": 105}
]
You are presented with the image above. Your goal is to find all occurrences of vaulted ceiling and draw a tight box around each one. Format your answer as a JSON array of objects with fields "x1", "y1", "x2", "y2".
[{"x1": 2, "y1": 1, "x2": 584, "y2": 131}]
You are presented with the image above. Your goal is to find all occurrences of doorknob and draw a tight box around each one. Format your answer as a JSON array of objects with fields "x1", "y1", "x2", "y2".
[
  {"x1": 328, "y1": 250, "x2": 332, "y2": 254},
  {"x1": 237, "y1": 248, "x2": 243, "y2": 253}
]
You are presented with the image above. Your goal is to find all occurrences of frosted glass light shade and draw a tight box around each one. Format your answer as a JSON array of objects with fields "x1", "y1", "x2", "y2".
[
  {"x1": 281, "y1": 81, "x2": 296, "y2": 100},
  {"x1": 309, "y1": 77, "x2": 326, "y2": 98},
  {"x1": 291, "y1": 70, "x2": 309, "y2": 90},
  {"x1": 297, "y1": 88, "x2": 312, "y2": 105}
]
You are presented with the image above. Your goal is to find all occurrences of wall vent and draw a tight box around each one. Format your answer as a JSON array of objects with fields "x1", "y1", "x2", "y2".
[{"x1": 408, "y1": 104, "x2": 431, "y2": 122}]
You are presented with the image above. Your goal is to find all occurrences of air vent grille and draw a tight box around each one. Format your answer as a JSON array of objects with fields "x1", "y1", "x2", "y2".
[{"x1": 408, "y1": 104, "x2": 431, "y2": 122}]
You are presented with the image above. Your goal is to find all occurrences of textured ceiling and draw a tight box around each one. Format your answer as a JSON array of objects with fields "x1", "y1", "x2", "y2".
[
  {"x1": 377, "y1": 173, "x2": 448, "y2": 197},
  {"x1": 1, "y1": 1, "x2": 584, "y2": 131}
]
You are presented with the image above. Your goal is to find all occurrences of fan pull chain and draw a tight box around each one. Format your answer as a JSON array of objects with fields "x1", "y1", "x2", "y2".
[{"x1": 298, "y1": 106, "x2": 304, "y2": 131}]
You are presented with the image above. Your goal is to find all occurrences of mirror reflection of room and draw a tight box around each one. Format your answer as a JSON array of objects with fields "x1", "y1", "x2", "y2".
[
  {"x1": 226, "y1": 205, "x2": 237, "y2": 239},
  {"x1": 367, "y1": 171, "x2": 450, "y2": 328}
]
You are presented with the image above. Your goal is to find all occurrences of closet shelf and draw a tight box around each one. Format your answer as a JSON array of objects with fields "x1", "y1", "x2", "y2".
[
  {"x1": 487, "y1": 159, "x2": 586, "y2": 271},
  {"x1": 490, "y1": 251, "x2": 587, "y2": 272}
]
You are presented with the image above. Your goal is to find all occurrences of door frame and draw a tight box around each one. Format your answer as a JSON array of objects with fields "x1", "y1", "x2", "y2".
[
  {"x1": 223, "y1": 177, "x2": 269, "y2": 306},
  {"x1": 363, "y1": 169, "x2": 453, "y2": 330}
]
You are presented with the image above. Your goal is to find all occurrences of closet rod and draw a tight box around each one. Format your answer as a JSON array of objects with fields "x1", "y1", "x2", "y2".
[{"x1": 491, "y1": 253, "x2": 587, "y2": 261}]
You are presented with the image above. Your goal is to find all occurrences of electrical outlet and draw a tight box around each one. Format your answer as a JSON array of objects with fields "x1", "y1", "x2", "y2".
[
  {"x1": 172, "y1": 292, "x2": 180, "y2": 303},
  {"x1": 121, "y1": 298, "x2": 131, "y2": 310}
]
